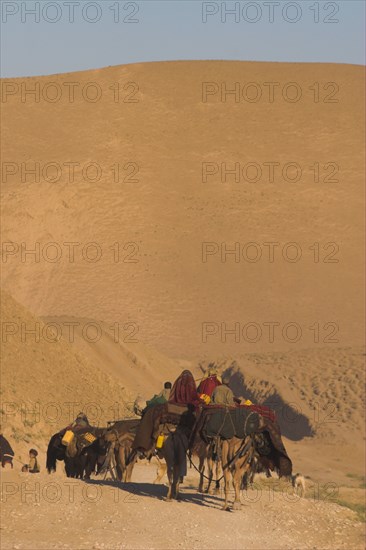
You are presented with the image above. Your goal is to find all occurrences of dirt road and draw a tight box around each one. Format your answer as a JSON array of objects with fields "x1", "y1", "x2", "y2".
[{"x1": 1, "y1": 462, "x2": 364, "y2": 550}]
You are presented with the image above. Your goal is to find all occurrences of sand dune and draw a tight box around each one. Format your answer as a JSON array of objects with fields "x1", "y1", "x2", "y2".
[{"x1": 1, "y1": 61, "x2": 364, "y2": 357}]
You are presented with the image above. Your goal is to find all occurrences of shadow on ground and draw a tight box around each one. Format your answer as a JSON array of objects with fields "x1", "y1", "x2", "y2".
[{"x1": 84, "y1": 478, "x2": 223, "y2": 509}]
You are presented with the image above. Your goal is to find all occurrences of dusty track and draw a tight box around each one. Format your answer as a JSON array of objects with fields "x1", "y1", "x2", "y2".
[{"x1": 1, "y1": 462, "x2": 364, "y2": 550}]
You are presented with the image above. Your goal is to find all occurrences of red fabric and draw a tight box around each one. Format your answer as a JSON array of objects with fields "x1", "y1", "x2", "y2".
[
  {"x1": 197, "y1": 376, "x2": 221, "y2": 397},
  {"x1": 247, "y1": 404, "x2": 276, "y2": 423},
  {"x1": 169, "y1": 370, "x2": 201, "y2": 405}
]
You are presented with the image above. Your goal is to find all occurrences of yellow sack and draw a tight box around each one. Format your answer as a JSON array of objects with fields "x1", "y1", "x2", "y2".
[{"x1": 243, "y1": 399, "x2": 253, "y2": 406}]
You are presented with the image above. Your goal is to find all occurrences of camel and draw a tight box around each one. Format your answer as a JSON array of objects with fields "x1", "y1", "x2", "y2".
[
  {"x1": 191, "y1": 410, "x2": 293, "y2": 511},
  {"x1": 196, "y1": 438, "x2": 222, "y2": 495},
  {"x1": 105, "y1": 415, "x2": 209, "y2": 497},
  {"x1": 103, "y1": 419, "x2": 140, "y2": 482},
  {"x1": 220, "y1": 435, "x2": 256, "y2": 510}
]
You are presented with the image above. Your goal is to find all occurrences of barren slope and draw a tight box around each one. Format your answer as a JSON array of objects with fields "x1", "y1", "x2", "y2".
[
  {"x1": 0, "y1": 290, "x2": 179, "y2": 455},
  {"x1": 1, "y1": 61, "x2": 364, "y2": 358}
]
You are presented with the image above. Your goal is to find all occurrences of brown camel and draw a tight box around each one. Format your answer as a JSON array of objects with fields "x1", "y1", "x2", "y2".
[
  {"x1": 191, "y1": 411, "x2": 292, "y2": 511},
  {"x1": 220, "y1": 435, "x2": 256, "y2": 510},
  {"x1": 104, "y1": 419, "x2": 140, "y2": 482}
]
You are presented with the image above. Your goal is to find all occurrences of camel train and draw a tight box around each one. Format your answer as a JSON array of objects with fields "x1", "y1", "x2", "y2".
[{"x1": 47, "y1": 370, "x2": 298, "y2": 510}]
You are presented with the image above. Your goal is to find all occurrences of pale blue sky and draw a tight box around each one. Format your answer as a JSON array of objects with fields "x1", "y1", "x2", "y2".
[{"x1": 0, "y1": 0, "x2": 365, "y2": 77}]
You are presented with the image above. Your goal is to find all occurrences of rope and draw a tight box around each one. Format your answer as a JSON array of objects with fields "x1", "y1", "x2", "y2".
[
  {"x1": 185, "y1": 446, "x2": 224, "y2": 483},
  {"x1": 185, "y1": 435, "x2": 254, "y2": 484}
]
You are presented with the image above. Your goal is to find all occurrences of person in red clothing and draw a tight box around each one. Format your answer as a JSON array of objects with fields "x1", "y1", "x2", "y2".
[
  {"x1": 168, "y1": 370, "x2": 201, "y2": 405},
  {"x1": 131, "y1": 370, "x2": 200, "y2": 458},
  {"x1": 197, "y1": 364, "x2": 222, "y2": 399}
]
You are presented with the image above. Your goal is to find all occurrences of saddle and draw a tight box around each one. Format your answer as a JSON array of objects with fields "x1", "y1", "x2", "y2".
[
  {"x1": 132, "y1": 402, "x2": 195, "y2": 453},
  {"x1": 200, "y1": 406, "x2": 260, "y2": 440}
]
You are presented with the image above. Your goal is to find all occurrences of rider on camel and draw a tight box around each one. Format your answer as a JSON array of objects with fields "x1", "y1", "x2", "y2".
[
  {"x1": 211, "y1": 374, "x2": 236, "y2": 406},
  {"x1": 197, "y1": 364, "x2": 222, "y2": 400}
]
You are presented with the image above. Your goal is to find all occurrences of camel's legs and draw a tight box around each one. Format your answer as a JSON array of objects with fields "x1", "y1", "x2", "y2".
[
  {"x1": 198, "y1": 455, "x2": 205, "y2": 493},
  {"x1": 233, "y1": 447, "x2": 253, "y2": 510},
  {"x1": 173, "y1": 463, "x2": 181, "y2": 499},
  {"x1": 221, "y1": 441, "x2": 231, "y2": 511},
  {"x1": 166, "y1": 465, "x2": 173, "y2": 501},
  {"x1": 232, "y1": 465, "x2": 243, "y2": 510},
  {"x1": 206, "y1": 455, "x2": 214, "y2": 494},
  {"x1": 154, "y1": 459, "x2": 167, "y2": 484}
]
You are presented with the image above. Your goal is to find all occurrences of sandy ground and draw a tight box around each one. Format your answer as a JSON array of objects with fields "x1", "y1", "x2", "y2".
[{"x1": 1, "y1": 462, "x2": 364, "y2": 550}]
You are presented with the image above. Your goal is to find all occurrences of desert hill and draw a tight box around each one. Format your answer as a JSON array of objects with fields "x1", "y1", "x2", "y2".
[
  {"x1": 2, "y1": 288, "x2": 364, "y2": 466},
  {"x1": 202, "y1": 347, "x2": 365, "y2": 440},
  {"x1": 1, "y1": 61, "x2": 364, "y2": 358},
  {"x1": 0, "y1": 290, "x2": 181, "y2": 455},
  {"x1": 1, "y1": 62, "x2": 365, "y2": 547}
]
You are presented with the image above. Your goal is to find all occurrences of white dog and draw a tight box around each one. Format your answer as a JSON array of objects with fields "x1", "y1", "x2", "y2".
[{"x1": 291, "y1": 473, "x2": 306, "y2": 497}]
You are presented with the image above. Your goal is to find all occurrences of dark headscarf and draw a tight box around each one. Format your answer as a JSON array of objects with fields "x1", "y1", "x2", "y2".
[{"x1": 0, "y1": 435, "x2": 14, "y2": 459}]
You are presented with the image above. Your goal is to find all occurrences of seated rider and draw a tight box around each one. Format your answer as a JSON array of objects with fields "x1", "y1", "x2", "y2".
[
  {"x1": 144, "y1": 381, "x2": 173, "y2": 411},
  {"x1": 131, "y1": 370, "x2": 201, "y2": 460},
  {"x1": 197, "y1": 364, "x2": 222, "y2": 399},
  {"x1": 168, "y1": 370, "x2": 202, "y2": 406},
  {"x1": 211, "y1": 374, "x2": 236, "y2": 406},
  {"x1": 157, "y1": 381, "x2": 172, "y2": 401}
]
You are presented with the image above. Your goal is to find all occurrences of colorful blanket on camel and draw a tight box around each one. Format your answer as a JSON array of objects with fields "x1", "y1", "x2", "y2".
[{"x1": 249, "y1": 404, "x2": 276, "y2": 423}]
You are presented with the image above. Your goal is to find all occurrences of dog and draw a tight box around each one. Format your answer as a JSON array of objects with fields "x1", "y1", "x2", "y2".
[{"x1": 291, "y1": 473, "x2": 306, "y2": 497}]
